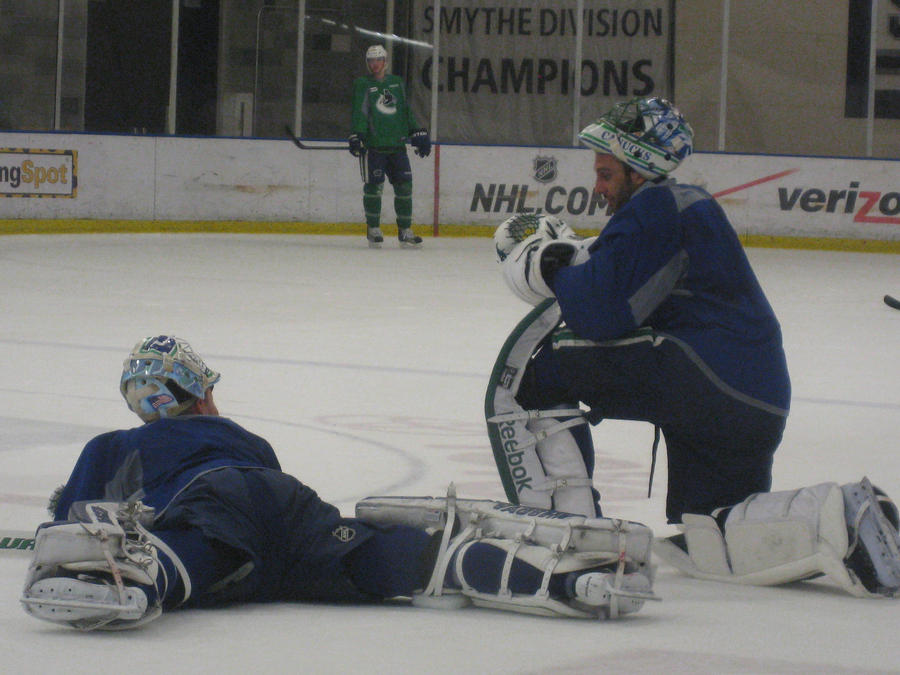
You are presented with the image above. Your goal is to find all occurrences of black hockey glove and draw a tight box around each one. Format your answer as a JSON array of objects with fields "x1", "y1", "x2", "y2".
[
  {"x1": 348, "y1": 134, "x2": 365, "y2": 158},
  {"x1": 409, "y1": 128, "x2": 431, "y2": 157}
]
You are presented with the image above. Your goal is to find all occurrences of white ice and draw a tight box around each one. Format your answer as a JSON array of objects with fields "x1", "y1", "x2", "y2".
[{"x1": 1, "y1": 234, "x2": 898, "y2": 674}]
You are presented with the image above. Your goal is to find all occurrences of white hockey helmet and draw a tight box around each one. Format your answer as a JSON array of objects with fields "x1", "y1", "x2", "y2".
[
  {"x1": 120, "y1": 335, "x2": 220, "y2": 422},
  {"x1": 578, "y1": 97, "x2": 693, "y2": 179},
  {"x1": 366, "y1": 45, "x2": 387, "y2": 62}
]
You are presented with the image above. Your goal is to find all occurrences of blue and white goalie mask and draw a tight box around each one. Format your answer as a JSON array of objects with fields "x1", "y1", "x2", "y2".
[
  {"x1": 120, "y1": 335, "x2": 220, "y2": 422},
  {"x1": 578, "y1": 97, "x2": 693, "y2": 179}
]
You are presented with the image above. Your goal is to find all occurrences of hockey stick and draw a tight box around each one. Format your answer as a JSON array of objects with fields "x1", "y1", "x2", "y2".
[
  {"x1": 884, "y1": 295, "x2": 900, "y2": 310},
  {"x1": 284, "y1": 125, "x2": 347, "y2": 151},
  {"x1": 1, "y1": 529, "x2": 35, "y2": 554}
]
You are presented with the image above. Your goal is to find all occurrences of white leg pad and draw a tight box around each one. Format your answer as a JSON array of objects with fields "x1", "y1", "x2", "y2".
[
  {"x1": 485, "y1": 299, "x2": 598, "y2": 516},
  {"x1": 357, "y1": 488, "x2": 654, "y2": 571},
  {"x1": 654, "y1": 480, "x2": 900, "y2": 598},
  {"x1": 21, "y1": 501, "x2": 190, "y2": 630},
  {"x1": 490, "y1": 410, "x2": 554, "y2": 509},
  {"x1": 655, "y1": 483, "x2": 851, "y2": 587},
  {"x1": 681, "y1": 514, "x2": 731, "y2": 576},
  {"x1": 528, "y1": 413, "x2": 596, "y2": 516},
  {"x1": 358, "y1": 485, "x2": 657, "y2": 618},
  {"x1": 723, "y1": 483, "x2": 847, "y2": 576}
]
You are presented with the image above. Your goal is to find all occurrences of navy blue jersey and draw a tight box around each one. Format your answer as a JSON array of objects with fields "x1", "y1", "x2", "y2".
[
  {"x1": 552, "y1": 179, "x2": 790, "y2": 413},
  {"x1": 54, "y1": 415, "x2": 280, "y2": 520}
]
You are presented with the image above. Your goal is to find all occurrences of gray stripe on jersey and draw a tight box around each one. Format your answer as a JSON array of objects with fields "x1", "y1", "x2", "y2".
[
  {"x1": 670, "y1": 183, "x2": 710, "y2": 212},
  {"x1": 629, "y1": 248, "x2": 689, "y2": 324}
]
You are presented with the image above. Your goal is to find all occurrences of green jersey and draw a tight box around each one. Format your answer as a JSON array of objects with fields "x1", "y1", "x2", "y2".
[{"x1": 351, "y1": 73, "x2": 419, "y2": 152}]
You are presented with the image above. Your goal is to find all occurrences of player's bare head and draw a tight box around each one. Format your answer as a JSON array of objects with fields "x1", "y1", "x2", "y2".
[{"x1": 120, "y1": 335, "x2": 220, "y2": 422}]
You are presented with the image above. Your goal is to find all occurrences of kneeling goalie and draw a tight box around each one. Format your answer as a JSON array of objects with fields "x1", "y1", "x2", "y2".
[{"x1": 485, "y1": 97, "x2": 900, "y2": 599}]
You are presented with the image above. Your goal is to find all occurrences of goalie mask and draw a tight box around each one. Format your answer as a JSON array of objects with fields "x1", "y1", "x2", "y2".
[
  {"x1": 578, "y1": 97, "x2": 693, "y2": 179},
  {"x1": 120, "y1": 335, "x2": 220, "y2": 422}
]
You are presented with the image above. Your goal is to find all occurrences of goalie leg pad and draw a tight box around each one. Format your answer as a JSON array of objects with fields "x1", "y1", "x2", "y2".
[
  {"x1": 654, "y1": 478, "x2": 900, "y2": 598},
  {"x1": 486, "y1": 299, "x2": 599, "y2": 517},
  {"x1": 357, "y1": 486, "x2": 657, "y2": 619},
  {"x1": 356, "y1": 489, "x2": 654, "y2": 569},
  {"x1": 654, "y1": 483, "x2": 846, "y2": 587},
  {"x1": 21, "y1": 501, "x2": 191, "y2": 630},
  {"x1": 528, "y1": 412, "x2": 597, "y2": 516}
]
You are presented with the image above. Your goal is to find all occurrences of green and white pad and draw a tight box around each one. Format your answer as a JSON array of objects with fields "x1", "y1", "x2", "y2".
[
  {"x1": 653, "y1": 478, "x2": 900, "y2": 598},
  {"x1": 485, "y1": 299, "x2": 597, "y2": 516},
  {"x1": 356, "y1": 485, "x2": 656, "y2": 618}
]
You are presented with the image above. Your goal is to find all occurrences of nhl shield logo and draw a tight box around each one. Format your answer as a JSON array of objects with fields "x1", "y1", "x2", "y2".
[
  {"x1": 332, "y1": 525, "x2": 356, "y2": 543},
  {"x1": 533, "y1": 156, "x2": 558, "y2": 184}
]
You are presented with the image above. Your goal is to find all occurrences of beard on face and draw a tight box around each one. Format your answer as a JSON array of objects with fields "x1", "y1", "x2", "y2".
[{"x1": 606, "y1": 169, "x2": 640, "y2": 214}]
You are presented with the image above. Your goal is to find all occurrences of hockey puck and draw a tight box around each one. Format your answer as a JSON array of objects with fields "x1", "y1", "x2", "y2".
[{"x1": 884, "y1": 294, "x2": 900, "y2": 310}]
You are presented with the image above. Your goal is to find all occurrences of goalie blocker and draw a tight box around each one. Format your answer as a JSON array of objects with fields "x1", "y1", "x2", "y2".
[
  {"x1": 357, "y1": 485, "x2": 658, "y2": 619},
  {"x1": 654, "y1": 477, "x2": 900, "y2": 598}
]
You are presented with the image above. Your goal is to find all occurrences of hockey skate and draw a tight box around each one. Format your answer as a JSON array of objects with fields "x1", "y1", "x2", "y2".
[
  {"x1": 569, "y1": 570, "x2": 654, "y2": 618},
  {"x1": 367, "y1": 226, "x2": 384, "y2": 248},
  {"x1": 398, "y1": 227, "x2": 422, "y2": 248}
]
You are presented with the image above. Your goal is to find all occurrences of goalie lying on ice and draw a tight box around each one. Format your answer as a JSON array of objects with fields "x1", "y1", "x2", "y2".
[
  {"x1": 22, "y1": 488, "x2": 658, "y2": 629},
  {"x1": 20, "y1": 334, "x2": 656, "y2": 631}
]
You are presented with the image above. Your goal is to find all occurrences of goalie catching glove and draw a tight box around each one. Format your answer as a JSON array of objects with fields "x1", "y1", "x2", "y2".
[{"x1": 494, "y1": 214, "x2": 595, "y2": 306}]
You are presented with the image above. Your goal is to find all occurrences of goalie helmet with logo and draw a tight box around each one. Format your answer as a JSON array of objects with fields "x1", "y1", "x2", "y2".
[
  {"x1": 578, "y1": 97, "x2": 694, "y2": 180},
  {"x1": 119, "y1": 335, "x2": 220, "y2": 422}
]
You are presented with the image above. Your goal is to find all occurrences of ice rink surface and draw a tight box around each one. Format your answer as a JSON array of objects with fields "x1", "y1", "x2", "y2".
[{"x1": 1, "y1": 233, "x2": 898, "y2": 674}]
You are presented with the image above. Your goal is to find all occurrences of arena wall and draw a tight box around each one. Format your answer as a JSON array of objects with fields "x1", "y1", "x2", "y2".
[{"x1": 1, "y1": 132, "x2": 897, "y2": 251}]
